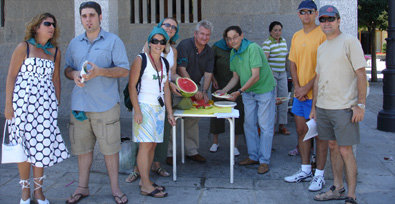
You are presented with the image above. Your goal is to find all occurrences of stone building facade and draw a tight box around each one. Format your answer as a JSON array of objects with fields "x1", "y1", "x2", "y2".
[{"x1": 0, "y1": 0, "x2": 357, "y2": 118}]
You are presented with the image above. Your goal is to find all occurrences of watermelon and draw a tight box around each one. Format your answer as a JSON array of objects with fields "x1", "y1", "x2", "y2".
[{"x1": 176, "y1": 77, "x2": 198, "y2": 97}]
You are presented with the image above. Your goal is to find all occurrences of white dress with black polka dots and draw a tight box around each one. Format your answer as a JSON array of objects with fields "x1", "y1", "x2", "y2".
[{"x1": 8, "y1": 57, "x2": 70, "y2": 167}]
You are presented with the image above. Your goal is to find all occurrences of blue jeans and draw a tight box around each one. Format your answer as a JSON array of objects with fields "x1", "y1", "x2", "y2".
[{"x1": 242, "y1": 90, "x2": 275, "y2": 164}]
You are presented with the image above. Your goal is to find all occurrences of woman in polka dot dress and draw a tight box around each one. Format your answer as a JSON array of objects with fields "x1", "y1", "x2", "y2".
[{"x1": 4, "y1": 13, "x2": 69, "y2": 204}]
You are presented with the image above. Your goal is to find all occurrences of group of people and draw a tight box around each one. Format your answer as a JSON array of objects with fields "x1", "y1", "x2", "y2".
[{"x1": 3, "y1": 1, "x2": 366, "y2": 204}]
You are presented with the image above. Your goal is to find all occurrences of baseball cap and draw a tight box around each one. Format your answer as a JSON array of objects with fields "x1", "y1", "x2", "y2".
[
  {"x1": 319, "y1": 5, "x2": 340, "y2": 17},
  {"x1": 298, "y1": 0, "x2": 317, "y2": 10}
]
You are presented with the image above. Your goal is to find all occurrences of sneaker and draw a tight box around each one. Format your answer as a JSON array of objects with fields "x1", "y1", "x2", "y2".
[
  {"x1": 288, "y1": 147, "x2": 299, "y2": 156},
  {"x1": 234, "y1": 147, "x2": 240, "y2": 156},
  {"x1": 308, "y1": 175, "x2": 325, "y2": 191},
  {"x1": 209, "y1": 144, "x2": 219, "y2": 152},
  {"x1": 284, "y1": 169, "x2": 313, "y2": 183},
  {"x1": 314, "y1": 185, "x2": 346, "y2": 201}
]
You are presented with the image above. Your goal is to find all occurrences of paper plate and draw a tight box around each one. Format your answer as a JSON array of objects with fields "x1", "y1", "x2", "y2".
[
  {"x1": 212, "y1": 93, "x2": 231, "y2": 99},
  {"x1": 214, "y1": 101, "x2": 237, "y2": 108}
]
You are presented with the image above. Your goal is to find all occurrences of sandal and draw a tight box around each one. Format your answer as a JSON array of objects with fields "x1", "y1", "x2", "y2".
[
  {"x1": 32, "y1": 176, "x2": 49, "y2": 204},
  {"x1": 113, "y1": 193, "x2": 128, "y2": 204},
  {"x1": 125, "y1": 171, "x2": 140, "y2": 183},
  {"x1": 19, "y1": 179, "x2": 31, "y2": 204},
  {"x1": 314, "y1": 185, "x2": 346, "y2": 201},
  {"x1": 140, "y1": 188, "x2": 168, "y2": 198},
  {"x1": 152, "y1": 183, "x2": 166, "y2": 191},
  {"x1": 345, "y1": 197, "x2": 358, "y2": 204},
  {"x1": 279, "y1": 126, "x2": 290, "y2": 135},
  {"x1": 66, "y1": 186, "x2": 89, "y2": 204},
  {"x1": 152, "y1": 167, "x2": 170, "y2": 177}
]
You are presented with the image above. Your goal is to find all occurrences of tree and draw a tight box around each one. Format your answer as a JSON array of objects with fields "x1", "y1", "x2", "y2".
[{"x1": 358, "y1": 0, "x2": 388, "y2": 82}]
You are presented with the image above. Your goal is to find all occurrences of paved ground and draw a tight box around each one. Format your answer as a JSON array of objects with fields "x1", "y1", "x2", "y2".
[{"x1": 0, "y1": 82, "x2": 394, "y2": 204}]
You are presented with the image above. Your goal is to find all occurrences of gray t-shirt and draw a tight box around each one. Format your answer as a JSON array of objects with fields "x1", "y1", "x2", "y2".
[
  {"x1": 64, "y1": 29, "x2": 129, "y2": 112},
  {"x1": 176, "y1": 37, "x2": 214, "y2": 85}
]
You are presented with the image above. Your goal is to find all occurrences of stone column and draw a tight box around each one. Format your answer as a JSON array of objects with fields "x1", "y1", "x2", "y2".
[
  {"x1": 74, "y1": 0, "x2": 119, "y2": 36},
  {"x1": 317, "y1": 0, "x2": 358, "y2": 179}
]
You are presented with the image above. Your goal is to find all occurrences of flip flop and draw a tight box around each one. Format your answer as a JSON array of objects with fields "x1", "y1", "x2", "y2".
[
  {"x1": 113, "y1": 193, "x2": 128, "y2": 204},
  {"x1": 152, "y1": 183, "x2": 166, "y2": 191},
  {"x1": 66, "y1": 193, "x2": 89, "y2": 204},
  {"x1": 125, "y1": 171, "x2": 140, "y2": 183},
  {"x1": 140, "y1": 189, "x2": 168, "y2": 198}
]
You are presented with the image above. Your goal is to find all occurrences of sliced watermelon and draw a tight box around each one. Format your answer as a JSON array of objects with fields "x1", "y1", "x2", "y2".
[{"x1": 176, "y1": 77, "x2": 198, "y2": 97}]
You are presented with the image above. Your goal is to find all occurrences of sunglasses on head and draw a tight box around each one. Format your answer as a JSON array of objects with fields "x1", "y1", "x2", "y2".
[
  {"x1": 162, "y1": 23, "x2": 177, "y2": 31},
  {"x1": 43, "y1": 21, "x2": 56, "y2": 28},
  {"x1": 150, "y1": 38, "x2": 167, "y2": 45},
  {"x1": 299, "y1": 10, "x2": 314, "y2": 15},
  {"x1": 319, "y1": 16, "x2": 337, "y2": 23}
]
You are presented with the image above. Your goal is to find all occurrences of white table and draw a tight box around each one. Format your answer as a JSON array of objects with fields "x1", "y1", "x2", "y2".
[{"x1": 171, "y1": 109, "x2": 239, "y2": 183}]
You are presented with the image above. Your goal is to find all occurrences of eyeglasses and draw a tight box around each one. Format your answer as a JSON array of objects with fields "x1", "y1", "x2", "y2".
[
  {"x1": 299, "y1": 10, "x2": 314, "y2": 15},
  {"x1": 162, "y1": 23, "x2": 177, "y2": 31},
  {"x1": 226, "y1": 35, "x2": 240, "y2": 42},
  {"x1": 43, "y1": 21, "x2": 56, "y2": 28},
  {"x1": 319, "y1": 17, "x2": 337, "y2": 23},
  {"x1": 150, "y1": 38, "x2": 167, "y2": 45}
]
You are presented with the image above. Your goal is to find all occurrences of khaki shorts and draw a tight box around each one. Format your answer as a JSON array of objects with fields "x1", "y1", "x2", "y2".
[
  {"x1": 316, "y1": 107, "x2": 360, "y2": 146},
  {"x1": 69, "y1": 104, "x2": 121, "y2": 155}
]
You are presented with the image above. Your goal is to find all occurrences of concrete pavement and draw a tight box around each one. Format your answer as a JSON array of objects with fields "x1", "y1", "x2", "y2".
[{"x1": 0, "y1": 82, "x2": 394, "y2": 204}]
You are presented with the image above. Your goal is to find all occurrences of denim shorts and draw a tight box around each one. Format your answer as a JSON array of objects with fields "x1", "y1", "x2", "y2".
[{"x1": 291, "y1": 98, "x2": 312, "y2": 119}]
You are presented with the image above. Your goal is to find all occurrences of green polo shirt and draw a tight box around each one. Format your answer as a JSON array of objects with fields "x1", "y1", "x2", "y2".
[{"x1": 230, "y1": 42, "x2": 275, "y2": 94}]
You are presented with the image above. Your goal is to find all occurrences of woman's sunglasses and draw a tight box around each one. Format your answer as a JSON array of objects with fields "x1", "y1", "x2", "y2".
[
  {"x1": 43, "y1": 21, "x2": 56, "y2": 28},
  {"x1": 162, "y1": 23, "x2": 177, "y2": 31},
  {"x1": 150, "y1": 38, "x2": 167, "y2": 45}
]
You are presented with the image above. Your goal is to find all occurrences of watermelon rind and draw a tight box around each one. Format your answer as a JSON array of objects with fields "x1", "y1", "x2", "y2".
[{"x1": 176, "y1": 77, "x2": 198, "y2": 97}]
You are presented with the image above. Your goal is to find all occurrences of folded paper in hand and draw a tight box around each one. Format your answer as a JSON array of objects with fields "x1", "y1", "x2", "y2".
[{"x1": 303, "y1": 119, "x2": 318, "y2": 141}]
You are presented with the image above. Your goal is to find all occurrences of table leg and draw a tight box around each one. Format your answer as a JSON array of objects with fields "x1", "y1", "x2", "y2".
[
  {"x1": 172, "y1": 117, "x2": 180, "y2": 181},
  {"x1": 226, "y1": 117, "x2": 235, "y2": 184},
  {"x1": 181, "y1": 118, "x2": 185, "y2": 164}
]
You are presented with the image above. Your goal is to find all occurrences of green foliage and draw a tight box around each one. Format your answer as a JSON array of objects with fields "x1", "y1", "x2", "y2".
[{"x1": 358, "y1": 0, "x2": 388, "y2": 31}]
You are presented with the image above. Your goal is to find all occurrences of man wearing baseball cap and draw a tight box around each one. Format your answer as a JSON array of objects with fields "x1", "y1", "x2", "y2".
[
  {"x1": 284, "y1": 0, "x2": 329, "y2": 192},
  {"x1": 311, "y1": 5, "x2": 367, "y2": 204}
]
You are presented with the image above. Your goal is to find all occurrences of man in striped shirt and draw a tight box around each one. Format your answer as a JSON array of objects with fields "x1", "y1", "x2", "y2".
[{"x1": 262, "y1": 21, "x2": 290, "y2": 135}]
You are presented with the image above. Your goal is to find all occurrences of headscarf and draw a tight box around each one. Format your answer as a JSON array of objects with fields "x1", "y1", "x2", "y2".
[
  {"x1": 157, "y1": 19, "x2": 179, "y2": 44},
  {"x1": 147, "y1": 26, "x2": 169, "y2": 43},
  {"x1": 27, "y1": 38, "x2": 54, "y2": 55},
  {"x1": 213, "y1": 39, "x2": 232, "y2": 51}
]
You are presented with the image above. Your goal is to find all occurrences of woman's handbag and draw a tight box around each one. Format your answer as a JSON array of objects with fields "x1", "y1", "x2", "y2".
[{"x1": 1, "y1": 120, "x2": 27, "y2": 164}]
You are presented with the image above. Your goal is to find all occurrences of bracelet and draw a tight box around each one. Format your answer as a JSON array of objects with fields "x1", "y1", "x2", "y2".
[{"x1": 238, "y1": 89, "x2": 243, "y2": 94}]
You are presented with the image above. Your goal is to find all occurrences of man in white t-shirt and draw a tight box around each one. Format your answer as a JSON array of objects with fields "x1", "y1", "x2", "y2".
[{"x1": 310, "y1": 5, "x2": 367, "y2": 204}]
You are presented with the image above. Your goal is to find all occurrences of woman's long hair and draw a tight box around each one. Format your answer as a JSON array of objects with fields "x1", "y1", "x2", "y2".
[{"x1": 24, "y1": 13, "x2": 59, "y2": 46}]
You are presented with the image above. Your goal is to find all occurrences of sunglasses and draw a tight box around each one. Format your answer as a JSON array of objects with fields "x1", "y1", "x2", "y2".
[
  {"x1": 162, "y1": 23, "x2": 177, "y2": 31},
  {"x1": 319, "y1": 17, "x2": 337, "y2": 23},
  {"x1": 43, "y1": 21, "x2": 56, "y2": 28},
  {"x1": 299, "y1": 10, "x2": 314, "y2": 15},
  {"x1": 150, "y1": 38, "x2": 167, "y2": 45}
]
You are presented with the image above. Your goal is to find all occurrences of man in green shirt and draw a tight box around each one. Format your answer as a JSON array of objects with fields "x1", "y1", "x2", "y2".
[{"x1": 218, "y1": 26, "x2": 276, "y2": 174}]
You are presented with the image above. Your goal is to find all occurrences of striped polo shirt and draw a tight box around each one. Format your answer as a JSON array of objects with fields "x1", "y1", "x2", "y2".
[{"x1": 262, "y1": 36, "x2": 288, "y2": 72}]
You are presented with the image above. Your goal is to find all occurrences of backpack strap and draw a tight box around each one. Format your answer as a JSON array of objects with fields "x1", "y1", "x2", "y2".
[
  {"x1": 136, "y1": 53, "x2": 147, "y2": 93},
  {"x1": 54, "y1": 47, "x2": 58, "y2": 62},
  {"x1": 161, "y1": 56, "x2": 170, "y2": 74},
  {"x1": 25, "y1": 41, "x2": 30, "y2": 58}
]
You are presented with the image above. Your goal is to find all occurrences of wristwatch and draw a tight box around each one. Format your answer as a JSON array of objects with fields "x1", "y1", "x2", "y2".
[
  {"x1": 357, "y1": 103, "x2": 365, "y2": 110},
  {"x1": 238, "y1": 89, "x2": 244, "y2": 94}
]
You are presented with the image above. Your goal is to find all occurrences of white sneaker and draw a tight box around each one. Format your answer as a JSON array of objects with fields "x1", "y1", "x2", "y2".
[
  {"x1": 209, "y1": 144, "x2": 219, "y2": 152},
  {"x1": 308, "y1": 175, "x2": 325, "y2": 191},
  {"x1": 284, "y1": 169, "x2": 313, "y2": 183},
  {"x1": 234, "y1": 147, "x2": 240, "y2": 156}
]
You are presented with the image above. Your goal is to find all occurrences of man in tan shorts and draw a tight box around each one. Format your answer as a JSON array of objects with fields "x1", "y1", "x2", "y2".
[
  {"x1": 311, "y1": 5, "x2": 367, "y2": 204},
  {"x1": 64, "y1": 1, "x2": 129, "y2": 204}
]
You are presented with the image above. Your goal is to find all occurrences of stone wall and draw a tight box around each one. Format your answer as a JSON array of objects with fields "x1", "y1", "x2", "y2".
[{"x1": 0, "y1": 0, "x2": 358, "y2": 119}]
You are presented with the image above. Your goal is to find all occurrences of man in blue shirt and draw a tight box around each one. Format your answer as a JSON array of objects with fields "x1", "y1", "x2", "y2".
[{"x1": 64, "y1": 2, "x2": 129, "y2": 204}]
